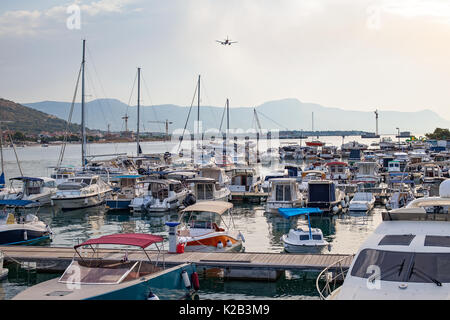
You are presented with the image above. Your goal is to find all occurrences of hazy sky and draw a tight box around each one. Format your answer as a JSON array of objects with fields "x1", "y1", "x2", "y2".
[{"x1": 2, "y1": 0, "x2": 450, "y2": 120}]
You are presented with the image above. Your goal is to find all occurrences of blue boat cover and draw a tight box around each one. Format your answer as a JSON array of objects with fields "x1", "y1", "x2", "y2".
[
  {"x1": 115, "y1": 175, "x2": 143, "y2": 179},
  {"x1": 0, "y1": 199, "x2": 35, "y2": 206},
  {"x1": 278, "y1": 207, "x2": 322, "y2": 218},
  {"x1": 0, "y1": 172, "x2": 4, "y2": 188},
  {"x1": 389, "y1": 172, "x2": 408, "y2": 176}
]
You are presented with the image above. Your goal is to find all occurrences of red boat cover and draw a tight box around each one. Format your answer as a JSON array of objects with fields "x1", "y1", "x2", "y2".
[
  {"x1": 74, "y1": 233, "x2": 164, "y2": 249},
  {"x1": 326, "y1": 161, "x2": 348, "y2": 166}
]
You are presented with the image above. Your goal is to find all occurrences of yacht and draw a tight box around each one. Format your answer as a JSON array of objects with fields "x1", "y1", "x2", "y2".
[
  {"x1": 105, "y1": 175, "x2": 146, "y2": 211},
  {"x1": 129, "y1": 179, "x2": 189, "y2": 213},
  {"x1": 2, "y1": 177, "x2": 57, "y2": 208},
  {"x1": 422, "y1": 163, "x2": 445, "y2": 184},
  {"x1": 306, "y1": 180, "x2": 347, "y2": 215},
  {"x1": 318, "y1": 179, "x2": 450, "y2": 300},
  {"x1": 187, "y1": 166, "x2": 231, "y2": 202},
  {"x1": 326, "y1": 162, "x2": 351, "y2": 182},
  {"x1": 227, "y1": 167, "x2": 262, "y2": 195},
  {"x1": 265, "y1": 178, "x2": 304, "y2": 213},
  {"x1": 261, "y1": 169, "x2": 288, "y2": 192},
  {"x1": 354, "y1": 162, "x2": 380, "y2": 184},
  {"x1": 177, "y1": 201, "x2": 244, "y2": 252},
  {"x1": 51, "y1": 175, "x2": 112, "y2": 210}
]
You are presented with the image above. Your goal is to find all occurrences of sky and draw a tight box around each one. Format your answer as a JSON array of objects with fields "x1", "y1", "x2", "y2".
[{"x1": 2, "y1": 0, "x2": 450, "y2": 120}]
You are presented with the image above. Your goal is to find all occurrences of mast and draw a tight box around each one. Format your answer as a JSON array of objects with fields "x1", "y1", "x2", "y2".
[
  {"x1": 81, "y1": 39, "x2": 87, "y2": 168},
  {"x1": 375, "y1": 109, "x2": 379, "y2": 136},
  {"x1": 0, "y1": 122, "x2": 4, "y2": 175},
  {"x1": 137, "y1": 67, "x2": 141, "y2": 155},
  {"x1": 197, "y1": 75, "x2": 202, "y2": 162}
]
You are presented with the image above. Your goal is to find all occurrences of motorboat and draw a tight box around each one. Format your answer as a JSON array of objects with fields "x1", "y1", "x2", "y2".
[
  {"x1": 51, "y1": 175, "x2": 112, "y2": 210},
  {"x1": 177, "y1": 201, "x2": 244, "y2": 252},
  {"x1": 129, "y1": 179, "x2": 189, "y2": 213},
  {"x1": 227, "y1": 167, "x2": 262, "y2": 194},
  {"x1": 278, "y1": 208, "x2": 329, "y2": 253},
  {"x1": 186, "y1": 166, "x2": 231, "y2": 202},
  {"x1": 348, "y1": 192, "x2": 375, "y2": 212},
  {"x1": 326, "y1": 162, "x2": 351, "y2": 182},
  {"x1": 318, "y1": 179, "x2": 450, "y2": 300},
  {"x1": 261, "y1": 169, "x2": 288, "y2": 193},
  {"x1": 2, "y1": 177, "x2": 57, "y2": 208},
  {"x1": 265, "y1": 178, "x2": 304, "y2": 213},
  {"x1": 106, "y1": 175, "x2": 146, "y2": 211},
  {"x1": 13, "y1": 233, "x2": 199, "y2": 300},
  {"x1": 386, "y1": 189, "x2": 415, "y2": 210},
  {"x1": 0, "y1": 211, "x2": 52, "y2": 245},
  {"x1": 422, "y1": 164, "x2": 445, "y2": 184},
  {"x1": 353, "y1": 162, "x2": 380, "y2": 184},
  {"x1": 306, "y1": 180, "x2": 347, "y2": 215},
  {"x1": 284, "y1": 164, "x2": 303, "y2": 182}
]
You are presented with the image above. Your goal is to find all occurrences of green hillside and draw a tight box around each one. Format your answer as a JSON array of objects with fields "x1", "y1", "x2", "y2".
[{"x1": 0, "y1": 98, "x2": 81, "y2": 135}]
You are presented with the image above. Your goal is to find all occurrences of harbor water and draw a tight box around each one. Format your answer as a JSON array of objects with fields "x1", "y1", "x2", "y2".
[{"x1": 0, "y1": 136, "x2": 399, "y2": 300}]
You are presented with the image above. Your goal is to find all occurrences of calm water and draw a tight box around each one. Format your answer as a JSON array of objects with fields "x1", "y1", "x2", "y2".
[{"x1": 0, "y1": 137, "x2": 390, "y2": 300}]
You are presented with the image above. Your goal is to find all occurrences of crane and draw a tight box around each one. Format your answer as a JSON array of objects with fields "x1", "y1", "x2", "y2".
[{"x1": 148, "y1": 119, "x2": 173, "y2": 141}]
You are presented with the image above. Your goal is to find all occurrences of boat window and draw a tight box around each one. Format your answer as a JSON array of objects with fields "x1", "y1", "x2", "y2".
[
  {"x1": 351, "y1": 249, "x2": 450, "y2": 284},
  {"x1": 275, "y1": 185, "x2": 284, "y2": 201},
  {"x1": 312, "y1": 234, "x2": 322, "y2": 241},
  {"x1": 378, "y1": 235, "x2": 415, "y2": 246},
  {"x1": 424, "y1": 236, "x2": 450, "y2": 248},
  {"x1": 299, "y1": 235, "x2": 310, "y2": 241},
  {"x1": 59, "y1": 260, "x2": 138, "y2": 285},
  {"x1": 284, "y1": 185, "x2": 292, "y2": 201}
]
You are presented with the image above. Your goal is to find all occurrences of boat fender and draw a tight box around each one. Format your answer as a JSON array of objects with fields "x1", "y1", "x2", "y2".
[
  {"x1": 181, "y1": 270, "x2": 191, "y2": 289},
  {"x1": 24, "y1": 230, "x2": 28, "y2": 241},
  {"x1": 345, "y1": 195, "x2": 349, "y2": 203},
  {"x1": 191, "y1": 272, "x2": 200, "y2": 291},
  {"x1": 341, "y1": 200, "x2": 346, "y2": 207},
  {"x1": 226, "y1": 239, "x2": 232, "y2": 247},
  {"x1": 217, "y1": 241, "x2": 224, "y2": 249},
  {"x1": 332, "y1": 206, "x2": 339, "y2": 213},
  {"x1": 238, "y1": 231, "x2": 245, "y2": 242},
  {"x1": 147, "y1": 291, "x2": 159, "y2": 300}
]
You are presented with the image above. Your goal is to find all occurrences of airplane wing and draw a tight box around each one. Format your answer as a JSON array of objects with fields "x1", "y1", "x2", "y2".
[
  {"x1": 215, "y1": 40, "x2": 223, "y2": 43},
  {"x1": 229, "y1": 41, "x2": 238, "y2": 44}
]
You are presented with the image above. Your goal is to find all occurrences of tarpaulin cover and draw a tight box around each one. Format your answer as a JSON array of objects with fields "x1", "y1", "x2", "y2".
[{"x1": 278, "y1": 207, "x2": 322, "y2": 218}]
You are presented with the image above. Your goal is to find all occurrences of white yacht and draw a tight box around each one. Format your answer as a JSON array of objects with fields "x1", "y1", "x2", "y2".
[
  {"x1": 348, "y1": 192, "x2": 375, "y2": 212},
  {"x1": 265, "y1": 178, "x2": 304, "y2": 213},
  {"x1": 186, "y1": 166, "x2": 231, "y2": 202},
  {"x1": 261, "y1": 169, "x2": 288, "y2": 193},
  {"x1": 319, "y1": 179, "x2": 450, "y2": 300},
  {"x1": 422, "y1": 163, "x2": 445, "y2": 184},
  {"x1": 129, "y1": 179, "x2": 189, "y2": 213},
  {"x1": 227, "y1": 167, "x2": 262, "y2": 195},
  {"x1": 354, "y1": 162, "x2": 380, "y2": 184},
  {"x1": 51, "y1": 175, "x2": 112, "y2": 210},
  {"x1": 2, "y1": 177, "x2": 57, "y2": 208}
]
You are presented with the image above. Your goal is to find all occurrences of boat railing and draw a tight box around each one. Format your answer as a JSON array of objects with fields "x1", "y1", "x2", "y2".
[{"x1": 315, "y1": 255, "x2": 354, "y2": 300}]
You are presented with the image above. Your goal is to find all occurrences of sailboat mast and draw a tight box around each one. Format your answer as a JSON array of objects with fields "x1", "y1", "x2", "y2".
[
  {"x1": 197, "y1": 75, "x2": 202, "y2": 162},
  {"x1": 137, "y1": 67, "x2": 141, "y2": 155},
  {"x1": 0, "y1": 122, "x2": 4, "y2": 174},
  {"x1": 226, "y1": 98, "x2": 229, "y2": 134},
  {"x1": 81, "y1": 39, "x2": 87, "y2": 168}
]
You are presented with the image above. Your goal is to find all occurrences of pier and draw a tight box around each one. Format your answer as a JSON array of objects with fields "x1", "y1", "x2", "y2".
[{"x1": 0, "y1": 246, "x2": 353, "y2": 281}]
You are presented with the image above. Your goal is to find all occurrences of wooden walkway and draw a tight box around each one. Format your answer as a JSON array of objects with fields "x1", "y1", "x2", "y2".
[{"x1": 0, "y1": 246, "x2": 353, "y2": 277}]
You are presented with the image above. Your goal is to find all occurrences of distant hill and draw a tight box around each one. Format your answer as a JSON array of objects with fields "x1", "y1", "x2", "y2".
[
  {"x1": 0, "y1": 98, "x2": 81, "y2": 135},
  {"x1": 24, "y1": 98, "x2": 450, "y2": 135}
]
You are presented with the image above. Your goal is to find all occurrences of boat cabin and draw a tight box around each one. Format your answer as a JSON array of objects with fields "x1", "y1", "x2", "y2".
[{"x1": 10, "y1": 177, "x2": 56, "y2": 196}]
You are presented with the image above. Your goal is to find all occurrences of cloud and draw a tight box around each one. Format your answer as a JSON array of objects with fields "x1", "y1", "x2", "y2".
[{"x1": 0, "y1": 0, "x2": 140, "y2": 37}]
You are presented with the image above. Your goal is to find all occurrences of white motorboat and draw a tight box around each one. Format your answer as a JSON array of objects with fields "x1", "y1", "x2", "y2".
[
  {"x1": 177, "y1": 201, "x2": 244, "y2": 252},
  {"x1": 319, "y1": 179, "x2": 450, "y2": 300},
  {"x1": 422, "y1": 163, "x2": 445, "y2": 184},
  {"x1": 227, "y1": 167, "x2": 262, "y2": 194},
  {"x1": 51, "y1": 175, "x2": 112, "y2": 210},
  {"x1": 187, "y1": 166, "x2": 231, "y2": 202},
  {"x1": 129, "y1": 179, "x2": 189, "y2": 213},
  {"x1": 278, "y1": 208, "x2": 329, "y2": 253},
  {"x1": 306, "y1": 180, "x2": 347, "y2": 214},
  {"x1": 348, "y1": 192, "x2": 375, "y2": 212},
  {"x1": 265, "y1": 178, "x2": 304, "y2": 213},
  {"x1": 2, "y1": 177, "x2": 57, "y2": 208},
  {"x1": 261, "y1": 169, "x2": 288, "y2": 192},
  {"x1": 0, "y1": 211, "x2": 52, "y2": 245}
]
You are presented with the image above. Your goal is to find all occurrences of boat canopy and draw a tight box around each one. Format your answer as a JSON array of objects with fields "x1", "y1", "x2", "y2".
[
  {"x1": 0, "y1": 199, "x2": 36, "y2": 207},
  {"x1": 74, "y1": 233, "x2": 164, "y2": 249},
  {"x1": 278, "y1": 207, "x2": 322, "y2": 218},
  {"x1": 181, "y1": 201, "x2": 233, "y2": 215}
]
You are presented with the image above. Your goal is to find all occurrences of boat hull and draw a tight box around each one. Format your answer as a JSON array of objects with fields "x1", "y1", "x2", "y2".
[
  {"x1": 52, "y1": 191, "x2": 112, "y2": 210},
  {"x1": 0, "y1": 225, "x2": 51, "y2": 245}
]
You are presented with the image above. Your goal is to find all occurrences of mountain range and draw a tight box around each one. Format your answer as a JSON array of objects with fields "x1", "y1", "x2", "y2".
[{"x1": 23, "y1": 98, "x2": 450, "y2": 135}]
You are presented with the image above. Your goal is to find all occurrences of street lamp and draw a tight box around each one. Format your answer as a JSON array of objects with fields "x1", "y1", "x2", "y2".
[{"x1": 396, "y1": 127, "x2": 400, "y2": 149}]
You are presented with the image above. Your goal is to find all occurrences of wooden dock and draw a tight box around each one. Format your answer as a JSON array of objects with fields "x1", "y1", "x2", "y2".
[{"x1": 0, "y1": 246, "x2": 353, "y2": 281}]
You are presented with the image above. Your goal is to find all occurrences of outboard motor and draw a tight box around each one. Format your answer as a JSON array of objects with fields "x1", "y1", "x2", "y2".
[{"x1": 183, "y1": 193, "x2": 196, "y2": 207}]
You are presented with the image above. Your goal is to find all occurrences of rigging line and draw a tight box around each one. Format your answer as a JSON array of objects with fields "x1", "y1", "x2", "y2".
[
  {"x1": 177, "y1": 80, "x2": 198, "y2": 153},
  {"x1": 57, "y1": 63, "x2": 82, "y2": 168},
  {"x1": 140, "y1": 71, "x2": 163, "y2": 134},
  {"x1": 124, "y1": 70, "x2": 138, "y2": 132},
  {"x1": 4, "y1": 124, "x2": 23, "y2": 176},
  {"x1": 86, "y1": 46, "x2": 120, "y2": 129},
  {"x1": 198, "y1": 79, "x2": 220, "y2": 128},
  {"x1": 256, "y1": 109, "x2": 289, "y2": 131}
]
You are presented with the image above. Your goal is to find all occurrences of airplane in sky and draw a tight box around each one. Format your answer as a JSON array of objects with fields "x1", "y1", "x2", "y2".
[{"x1": 216, "y1": 37, "x2": 237, "y2": 45}]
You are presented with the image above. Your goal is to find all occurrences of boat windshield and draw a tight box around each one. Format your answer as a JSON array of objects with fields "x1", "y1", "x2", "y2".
[
  {"x1": 59, "y1": 260, "x2": 138, "y2": 285},
  {"x1": 350, "y1": 249, "x2": 450, "y2": 284},
  {"x1": 181, "y1": 211, "x2": 222, "y2": 227}
]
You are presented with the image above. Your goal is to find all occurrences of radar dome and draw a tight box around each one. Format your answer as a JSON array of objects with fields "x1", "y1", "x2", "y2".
[{"x1": 439, "y1": 179, "x2": 450, "y2": 198}]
